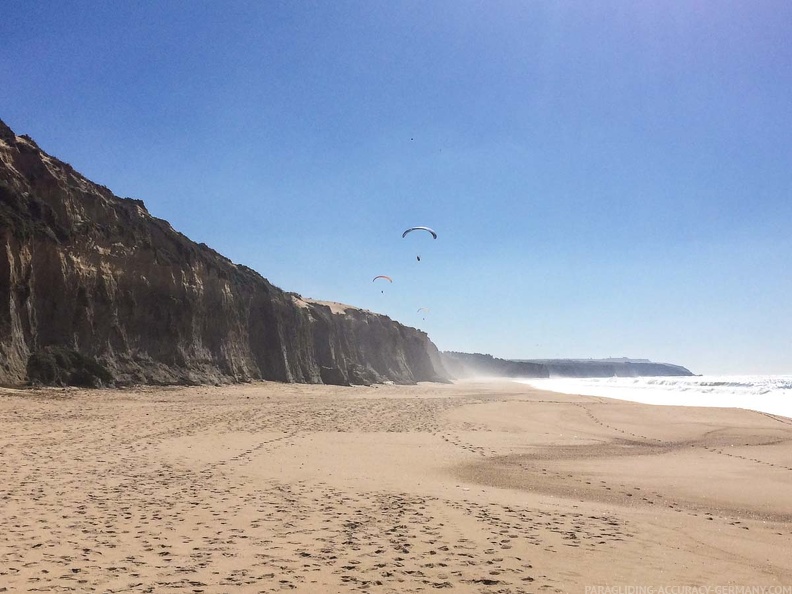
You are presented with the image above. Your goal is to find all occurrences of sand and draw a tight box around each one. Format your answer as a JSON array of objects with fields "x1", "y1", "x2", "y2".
[{"x1": 1, "y1": 379, "x2": 790, "y2": 593}]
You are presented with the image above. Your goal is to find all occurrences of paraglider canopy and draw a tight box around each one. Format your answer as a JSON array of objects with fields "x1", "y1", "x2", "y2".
[
  {"x1": 402, "y1": 226, "x2": 437, "y2": 239},
  {"x1": 403, "y1": 227, "x2": 437, "y2": 262},
  {"x1": 372, "y1": 275, "x2": 392, "y2": 293}
]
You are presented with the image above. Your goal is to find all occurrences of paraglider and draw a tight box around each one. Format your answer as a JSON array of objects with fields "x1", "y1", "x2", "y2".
[
  {"x1": 417, "y1": 307, "x2": 430, "y2": 320},
  {"x1": 372, "y1": 275, "x2": 392, "y2": 293},
  {"x1": 401, "y1": 226, "x2": 437, "y2": 239},
  {"x1": 402, "y1": 226, "x2": 437, "y2": 261}
]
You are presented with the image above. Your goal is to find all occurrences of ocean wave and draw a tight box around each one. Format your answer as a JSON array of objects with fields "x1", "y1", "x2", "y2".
[{"x1": 518, "y1": 375, "x2": 792, "y2": 418}]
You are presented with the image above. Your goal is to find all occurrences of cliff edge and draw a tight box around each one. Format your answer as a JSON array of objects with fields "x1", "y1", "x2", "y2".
[{"x1": 0, "y1": 119, "x2": 449, "y2": 387}]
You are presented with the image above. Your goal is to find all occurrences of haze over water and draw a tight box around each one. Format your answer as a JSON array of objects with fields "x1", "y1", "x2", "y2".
[{"x1": 519, "y1": 375, "x2": 792, "y2": 419}]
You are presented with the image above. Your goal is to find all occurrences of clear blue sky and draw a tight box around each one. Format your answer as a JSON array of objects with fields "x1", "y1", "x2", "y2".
[{"x1": 2, "y1": 1, "x2": 791, "y2": 375}]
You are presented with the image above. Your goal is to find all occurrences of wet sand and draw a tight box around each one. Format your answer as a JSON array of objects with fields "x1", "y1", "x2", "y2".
[{"x1": 1, "y1": 379, "x2": 790, "y2": 593}]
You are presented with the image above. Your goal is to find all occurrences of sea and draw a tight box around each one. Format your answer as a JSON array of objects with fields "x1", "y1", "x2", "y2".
[{"x1": 517, "y1": 375, "x2": 792, "y2": 419}]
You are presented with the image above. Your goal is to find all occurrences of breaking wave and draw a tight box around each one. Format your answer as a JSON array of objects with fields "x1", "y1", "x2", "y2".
[{"x1": 517, "y1": 375, "x2": 792, "y2": 418}]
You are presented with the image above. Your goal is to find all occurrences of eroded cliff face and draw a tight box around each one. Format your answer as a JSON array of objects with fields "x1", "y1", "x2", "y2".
[{"x1": 0, "y1": 119, "x2": 449, "y2": 386}]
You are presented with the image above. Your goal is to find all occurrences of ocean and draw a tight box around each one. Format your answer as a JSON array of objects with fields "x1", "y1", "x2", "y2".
[{"x1": 517, "y1": 375, "x2": 792, "y2": 419}]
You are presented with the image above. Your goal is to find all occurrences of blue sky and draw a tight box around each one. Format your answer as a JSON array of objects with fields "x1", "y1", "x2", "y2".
[{"x1": 2, "y1": 1, "x2": 791, "y2": 374}]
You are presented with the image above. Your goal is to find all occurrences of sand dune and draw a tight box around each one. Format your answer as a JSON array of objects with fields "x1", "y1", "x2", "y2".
[{"x1": 1, "y1": 380, "x2": 790, "y2": 593}]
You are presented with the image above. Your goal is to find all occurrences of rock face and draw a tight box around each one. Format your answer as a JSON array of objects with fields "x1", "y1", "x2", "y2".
[
  {"x1": 0, "y1": 119, "x2": 449, "y2": 387},
  {"x1": 442, "y1": 352, "x2": 693, "y2": 379}
]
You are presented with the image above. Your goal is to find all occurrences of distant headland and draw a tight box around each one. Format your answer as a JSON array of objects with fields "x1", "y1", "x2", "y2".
[{"x1": 441, "y1": 352, "x2": 693, "y2": 379}]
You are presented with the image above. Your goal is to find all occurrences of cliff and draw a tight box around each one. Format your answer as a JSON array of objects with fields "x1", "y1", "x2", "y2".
[
  {"x1": 442, "y1": 352, "x2": 693, "y2": 379},
  {"x1": 0, "y1": 119, "x2": 449, "y2": 387}
]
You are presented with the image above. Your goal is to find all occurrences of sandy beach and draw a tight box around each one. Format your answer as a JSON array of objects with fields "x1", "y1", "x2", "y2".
[{"x1": 1, "y1": 379, "x2": 790, "y2": 593}]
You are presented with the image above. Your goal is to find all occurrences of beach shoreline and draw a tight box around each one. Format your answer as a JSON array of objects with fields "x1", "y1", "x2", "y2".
[{"x1": 1, "y1": 379, "x2": 790, "y2": 592}]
